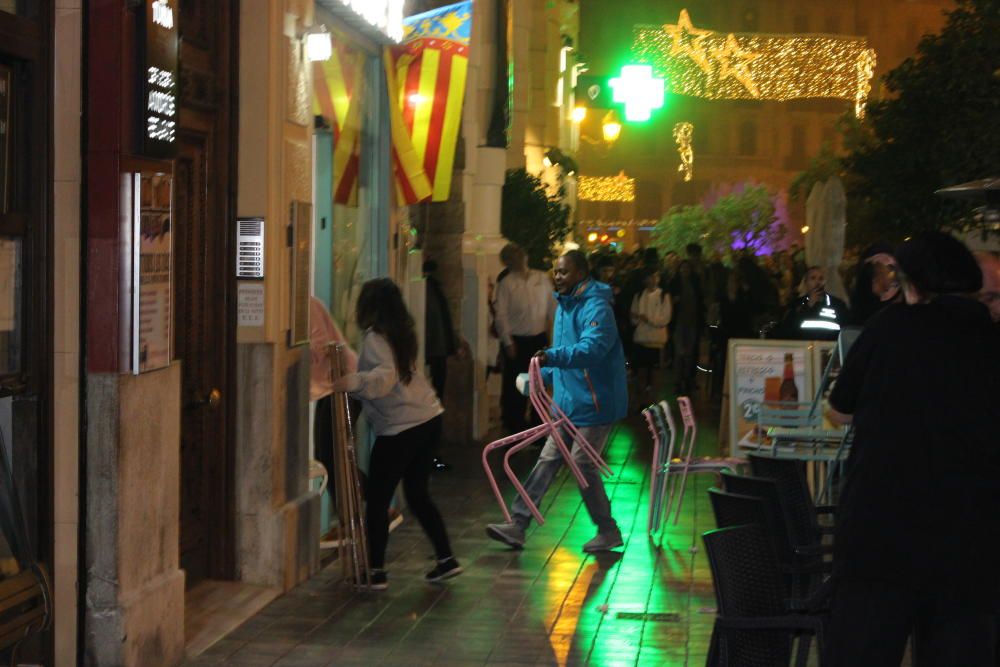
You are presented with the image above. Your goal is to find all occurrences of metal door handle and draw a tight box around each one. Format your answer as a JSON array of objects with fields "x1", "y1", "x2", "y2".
[{"x1": 190, "y1": 388, "x2": 222, "y2": 410}]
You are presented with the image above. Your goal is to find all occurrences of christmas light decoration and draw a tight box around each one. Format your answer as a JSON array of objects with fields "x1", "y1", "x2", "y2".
[
  {"x1": 578, "y1": 172, "x2": 636, "y2": 202},
  {"x1": 673, "y1": 122, "x2": 694, "y2": 182},
  {"x1": 633, "y1": 9, "x2": 878, "y2": 117}
]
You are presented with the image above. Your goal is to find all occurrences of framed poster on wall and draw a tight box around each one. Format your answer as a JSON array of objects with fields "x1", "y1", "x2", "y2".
[
  {"x1": 724, "y1": 339, "x2": 816, "y2": 457},
  {"x1": 121, "y1": 171, "x2": 173, "y2": 373}
]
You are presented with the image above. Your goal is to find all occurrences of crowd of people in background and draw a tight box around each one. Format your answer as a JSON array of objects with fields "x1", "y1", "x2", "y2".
[{"x1": 566, "y1": 240, "x2": 908, "y2": 403}]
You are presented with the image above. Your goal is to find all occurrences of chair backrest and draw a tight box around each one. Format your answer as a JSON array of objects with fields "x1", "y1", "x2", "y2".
[
  {"x1": 757, "y1": 401, "x2": 822, "y2": 430},
  {"x1": 702, "y1": 524, "x2": 793, "y2": 667},
  {"x1": 677, "y1": 395, "x2": 696, "y2": 430},
  {"x1": 642, "y1": 408, "x2": 659, "y2": 448},
  {"x1": 719, "y1": 471, "x2": 796, "y2": 566},
  {"x1": 708, "y1": 487, "x2": 769, "y2": 533},
  {"x1": 747, "y1": 453, "x2": 819, "y2": 547},
  {"x1": 674, "y1": 397, "x2": 697, "y2": 463},
  {"x1": 655, "y1": 401, "x2": 677, "y2": 462}
]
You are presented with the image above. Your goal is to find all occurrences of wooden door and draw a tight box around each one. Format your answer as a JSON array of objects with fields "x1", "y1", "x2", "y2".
[{"x1": 174, "y1": 0, "x2": 236, "y2": 584}]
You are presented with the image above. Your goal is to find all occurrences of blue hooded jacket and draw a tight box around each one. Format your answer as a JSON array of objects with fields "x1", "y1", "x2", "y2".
[{"x1": 541, "y1": 280, "x2": 628, "y2": 426}]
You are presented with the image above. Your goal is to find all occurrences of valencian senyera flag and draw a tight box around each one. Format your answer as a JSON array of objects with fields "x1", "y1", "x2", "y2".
[
  {"x1": 313, "y1": 40, "x2": 365, "y2": 206},
  {"x1": 388, "y1": 1, "x2": 473, "y2": 204}
]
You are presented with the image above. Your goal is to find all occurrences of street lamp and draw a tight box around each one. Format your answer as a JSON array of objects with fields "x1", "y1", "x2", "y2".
[{"x1": 601, "y1": 110, "x2": 622, "y2": 144}]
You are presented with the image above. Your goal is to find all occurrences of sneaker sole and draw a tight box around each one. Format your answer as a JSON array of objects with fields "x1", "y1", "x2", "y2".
[
  {"x1": 354, "y1": 581, "x2": 388, "y2": 591},
  {"x1": 583, "y1": 538, "x2": 624, "y2": 553},
  {"x1": 485, "y1": 526, "x2": 524, "y2": 549},
  {"x1": 426, "y1": 566, "x2": 464, "y2": 583}
]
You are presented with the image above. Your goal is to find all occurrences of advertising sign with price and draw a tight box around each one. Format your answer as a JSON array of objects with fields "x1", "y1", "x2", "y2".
[{"x1": 725, "y1": 340, "x2": 814, "y2": 456}]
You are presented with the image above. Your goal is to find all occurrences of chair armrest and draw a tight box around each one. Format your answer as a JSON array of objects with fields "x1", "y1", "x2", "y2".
[
  {"x1": 715, "y1": 614, "x2": 822, "y2": 633},
  {"x1": 794, "y1": 543, "x2": 834, "y2": 557},
  {"x1": 782, "y1": 560, "x2": 832, "y2": 575}
]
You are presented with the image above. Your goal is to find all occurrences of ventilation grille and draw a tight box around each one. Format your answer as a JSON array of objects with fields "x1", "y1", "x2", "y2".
[{"x1": 236, "y1": 217, "x2": 264, "y2": 279}]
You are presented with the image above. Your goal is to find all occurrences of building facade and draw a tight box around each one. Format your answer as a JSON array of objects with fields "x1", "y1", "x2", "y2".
[{"x1": 577, "y1": 0, "x2": 955, "y2": 247}]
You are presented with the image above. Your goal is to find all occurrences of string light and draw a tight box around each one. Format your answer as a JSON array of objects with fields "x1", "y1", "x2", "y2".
[
  {"x1": 578, "y1": 172, "x2": 636, "y2": 202},
  {"x1": 633, "y1": 9, "x2": 878, "y2": 118},
  {"x1": 673, "y1": 122, "x2": 694, "y2": 182}
]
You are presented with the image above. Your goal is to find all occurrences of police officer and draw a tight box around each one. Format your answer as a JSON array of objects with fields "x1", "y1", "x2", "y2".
[{"x1": 774, "y1": 266, "x2": 848, "y2": 340}]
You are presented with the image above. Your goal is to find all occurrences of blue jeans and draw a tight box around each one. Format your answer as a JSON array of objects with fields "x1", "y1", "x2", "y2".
[{"x1": 511, "y1": 424, "x2": 618, "y2": 535}]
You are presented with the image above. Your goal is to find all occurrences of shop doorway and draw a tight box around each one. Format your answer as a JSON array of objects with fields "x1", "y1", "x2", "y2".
[{"x1": 174, "y1": 0, "x2": 237, "y2": 585}]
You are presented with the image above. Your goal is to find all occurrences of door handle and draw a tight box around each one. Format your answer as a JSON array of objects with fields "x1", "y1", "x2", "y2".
[{"x1": 189, "y1": 388, "x2": 222, "y2": 410}]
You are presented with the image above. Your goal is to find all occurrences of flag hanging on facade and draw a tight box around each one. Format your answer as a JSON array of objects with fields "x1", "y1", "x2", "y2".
[
  {"x1": 313, "y1": 43, "x2": 364, "y2": 206},
  {"x1": 389, "y1": 1, "x2": 473, "y2": 204}
]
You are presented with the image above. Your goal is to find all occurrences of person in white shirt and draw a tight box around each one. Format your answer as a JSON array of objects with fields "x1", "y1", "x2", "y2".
[
  {"x1": 332, "y1": 278, "x2": 461, "y2": 590},
  {"x1": 493, "y1": 243, "x2": 556, "y2": 431},
  {"x1": 630, "y1": 269, "x2": 672, "y2": 407}
]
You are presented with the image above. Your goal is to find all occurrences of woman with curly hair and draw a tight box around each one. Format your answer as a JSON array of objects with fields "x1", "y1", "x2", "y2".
[{"x1": 332, "y1": 278, "x2": 461, "y2": 590}]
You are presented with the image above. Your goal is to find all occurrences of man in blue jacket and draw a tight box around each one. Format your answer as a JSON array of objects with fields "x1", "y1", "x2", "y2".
[{"x1": 486, "y1": 250, "x2": 628, "y2": 553}]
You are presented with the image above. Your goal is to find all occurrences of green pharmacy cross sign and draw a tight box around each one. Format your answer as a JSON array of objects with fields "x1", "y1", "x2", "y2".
[{"x1": 608, "y1": 65, "x2": 665, "y2": 122}]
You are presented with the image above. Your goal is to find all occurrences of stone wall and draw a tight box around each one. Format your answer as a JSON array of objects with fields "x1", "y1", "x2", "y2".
[{"x1": 85, "y1": 366, "x2": 185, "y2": 667}]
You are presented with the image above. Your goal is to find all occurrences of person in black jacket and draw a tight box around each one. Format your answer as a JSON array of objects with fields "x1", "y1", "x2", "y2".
[
  {"x1": 773, "y1": 266, "x2": 848, "y2": 340},
  {"x1": 668, "y1": 260, "x2": 704, "y2": 394},
  {"x1": 824, "y1": 232, "x2": 1000, "y2": 666}
]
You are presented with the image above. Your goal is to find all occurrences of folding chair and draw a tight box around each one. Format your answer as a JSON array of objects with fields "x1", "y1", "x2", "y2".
[{"x1": 482, "y1": 357, "x2": 612, "y2": 525}]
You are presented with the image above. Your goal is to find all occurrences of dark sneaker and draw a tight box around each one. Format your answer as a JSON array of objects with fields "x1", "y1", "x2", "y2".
[
  {"x1": 582, "y1": 530, "x2": 624, "y2": 553},
  {"x1": 425, "y1": 557, "x2": 463, "y2": 583},
  {"x1": 486, "y1": 522, "x2": 525, "y2": 549},
  {"x1": 354, "y1": 569, "x2": 388, "y2": 591}
]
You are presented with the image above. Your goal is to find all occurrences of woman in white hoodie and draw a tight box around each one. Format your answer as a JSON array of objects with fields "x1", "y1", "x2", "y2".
[
  {"x1": 630, "y1": 269, "x2": 672, "y2": 404},
  {"x1": 332, "y1": 278, "x2": 461, "y2": 590}
]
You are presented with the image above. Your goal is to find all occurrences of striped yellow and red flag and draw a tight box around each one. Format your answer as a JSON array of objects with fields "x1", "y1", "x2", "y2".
[
  {"x1": 389, "y1": 1, "x2": 473, "y2": 204},
  {"x1": 313, "y1": 40, "x2": 363, "y2": 206}
]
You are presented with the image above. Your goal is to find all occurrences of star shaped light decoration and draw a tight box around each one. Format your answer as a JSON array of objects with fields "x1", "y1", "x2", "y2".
[
  {"x1": 662, "y1": 9, "x2": 714, "y2": 78},
  {"x1": 710, "y1": 33, "x2": 760, "y2": 97}
]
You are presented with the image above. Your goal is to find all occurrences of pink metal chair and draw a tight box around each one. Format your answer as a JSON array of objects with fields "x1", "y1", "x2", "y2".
[
  {"x1": 669, "y1": 396, "x2": 746, "y2": 524},
  {"x1": 643, "y1": 404, "x2": 676, "y2": 536},
  {"x1": 482, "y1": 357, "x2": 612, "y2": 525}
]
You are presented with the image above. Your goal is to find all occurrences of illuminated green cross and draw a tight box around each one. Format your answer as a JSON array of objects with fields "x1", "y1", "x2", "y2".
[{"x1": 608, "y1": 65, "x2": 665, "y2": 122}]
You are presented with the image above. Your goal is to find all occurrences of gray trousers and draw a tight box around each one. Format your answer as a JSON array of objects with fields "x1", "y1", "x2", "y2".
[{"x1": 511, "y1": 423, "x2": 618, "y2": 535}]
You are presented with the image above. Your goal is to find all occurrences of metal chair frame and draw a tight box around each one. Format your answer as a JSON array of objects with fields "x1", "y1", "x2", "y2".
[
  {"x1": 644, "y1": 398, "x2": 744, "y2": 539},
  {"x1": 482, "y1": 357, "x2": 612, "y2": 525}
]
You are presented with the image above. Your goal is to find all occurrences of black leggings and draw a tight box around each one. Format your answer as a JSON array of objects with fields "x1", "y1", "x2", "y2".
[{"x1": 366, "y1": 415, "x2": 452, "y2": 569}]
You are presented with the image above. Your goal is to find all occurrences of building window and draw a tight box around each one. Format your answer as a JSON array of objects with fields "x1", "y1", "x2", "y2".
[{"x1": 739, "y1": 120, "x2": 757, "y2": 156}]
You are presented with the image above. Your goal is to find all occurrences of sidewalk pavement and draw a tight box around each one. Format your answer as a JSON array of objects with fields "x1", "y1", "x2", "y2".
[{"x1": 183, "y1": 396, "x2": 727, "y2": 667}]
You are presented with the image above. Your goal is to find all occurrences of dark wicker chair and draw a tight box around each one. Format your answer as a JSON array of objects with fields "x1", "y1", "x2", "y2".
[
  {"x1": 703, "y1": 524, "x2": 825, "y2": 667},
  {"x1": 719, "y1": 471, "x2": 832, "y2": 597},
  {"x1": 747, "y1": 453, "x2": 835, "y2": 549}
]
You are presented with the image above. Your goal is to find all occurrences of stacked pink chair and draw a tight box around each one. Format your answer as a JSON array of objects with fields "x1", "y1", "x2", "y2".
[{"x1": 482, "y1": 357, "x2": 612, "y2": 524}]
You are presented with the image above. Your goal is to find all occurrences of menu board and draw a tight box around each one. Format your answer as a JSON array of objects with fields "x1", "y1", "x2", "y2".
[
  {"x1": 131, "y1": 172, "x2": 173, "y2": 373},
  {"x1": 724, "y1": 339, "x2": 815, "y2": 456}
]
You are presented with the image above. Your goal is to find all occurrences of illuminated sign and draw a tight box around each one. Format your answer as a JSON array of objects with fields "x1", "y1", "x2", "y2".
[
  {"x1": 138, "y1": 0, "x2": 178, "y2": 157},
  {"x1": 152, "y1": 0, "x2": 174, "y2": 29},
  {"x1": 608, "y1": 65, "x2": 665, "y2": 122},
  {"x1": 336, "y1": 0, "x2": 404, "y2": 42}
]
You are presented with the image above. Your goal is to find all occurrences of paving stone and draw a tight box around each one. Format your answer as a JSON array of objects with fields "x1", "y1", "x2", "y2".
[{"x1": 185, "y1": 395, "x2": 754, "y2": 667}]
